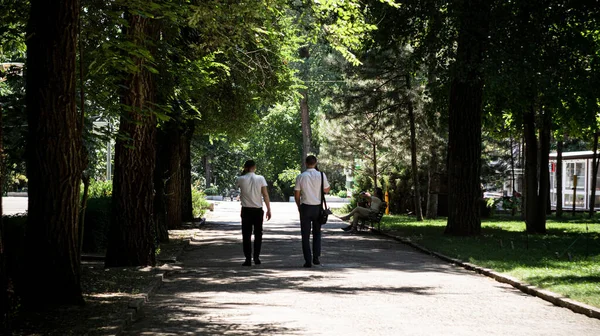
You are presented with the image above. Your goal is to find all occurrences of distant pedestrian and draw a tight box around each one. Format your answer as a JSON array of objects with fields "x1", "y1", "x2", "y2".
[
  {"x1": 294, "y1": 155, "x2": 330, "y2": 267},
  {"x1": 236, "y1": 160, "x2": 271, "y2": 266},
  {"x1": 338, "y1": 188, "x2": 384, "y2": 233}
]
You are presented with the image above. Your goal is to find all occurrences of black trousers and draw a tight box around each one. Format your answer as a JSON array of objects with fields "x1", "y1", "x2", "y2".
[
  {"x1": 299, "y1": 204, "x2": 321, "y2": 263},
  {"x1": 241, "y1": 207, "x2": 264, "y2": 260}
]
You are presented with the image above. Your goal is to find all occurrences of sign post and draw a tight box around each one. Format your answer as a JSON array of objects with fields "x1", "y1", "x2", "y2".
[{"x1": 572, "y1": 175, "x2": 577, "y2": 216}]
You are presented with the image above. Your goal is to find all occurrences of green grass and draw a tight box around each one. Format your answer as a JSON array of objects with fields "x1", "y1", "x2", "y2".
[{"x1": 380, "y1": 214, "x2": 600, "y2": 308}]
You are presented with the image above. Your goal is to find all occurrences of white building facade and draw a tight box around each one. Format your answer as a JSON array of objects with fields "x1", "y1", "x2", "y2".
[{"x1": 549, "y1": 151, "x2": 600, "y2": 210}]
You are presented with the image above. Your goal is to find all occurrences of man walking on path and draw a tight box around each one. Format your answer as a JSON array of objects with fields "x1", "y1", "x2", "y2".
[
  {"x1": 294, "y1": 155, "x2": 330, "y2": 267},
  {"x1": 236, "y1": 160, "x2": 271, "y2": 266}
]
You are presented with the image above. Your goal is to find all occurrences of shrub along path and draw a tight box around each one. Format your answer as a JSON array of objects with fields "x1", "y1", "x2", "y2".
[{"x1": 123, "y1": 202, "x2": 600, "y2": 336}]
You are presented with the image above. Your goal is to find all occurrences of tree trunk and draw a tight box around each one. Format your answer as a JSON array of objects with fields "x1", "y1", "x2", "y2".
[
  {"x1": 556, "y1": 139, "x2": 563, "y2": 218},
  {"x1": 164, "y1": 124, "x2": 183, "y2": 230},
  {"x1": 79, "y1": 174, "x2": 90, "y2": 258},
  {"x1": 524, "y1": 105, "x2": 540, "y2": 233},
  {"x1": 203, "y1": 155, "x2": 212, "y2": 187},
  {"x1": 21, "y1": 0, "x2": 84, "y2": 305},
  {"x1": 536, "y1": 110, "x2": 550, "y2": 233},
  {"x1": 445, "y1": 0, "x2": 489, "y2": 236},
  {"x1": 299, "y1": 46, "x2": 311, "y2": 170},
  {"x1": 154, "y1": 130, "x2": 169, "y2": 244},
  {"x1": 589, "y1": 132, "x2": 599, "y2": 218},
  {"x1": 520, "y1": 134, "x2": 526, "y2": 219},
  {"x1": 426, "y1": 153, "x2": 439, "y2": 219},
  {"x1": 181, "y1": 123, "x2": 194, "y2": 222},
  {"x1": 406, "y1": 76, "x2": 423, "y2": 221},
  {"x1": 509, "y1": 134, "x2": 517, "y2": 216},
  {"x1": 105, "y1": 13, "x2": 157, "y2": 267},
  {"x1": 0, "y1": 102, "x2": 6, "y2": 330},
  {"x1": 372, "y1": 142, "x2": 378, "y2": 188}
]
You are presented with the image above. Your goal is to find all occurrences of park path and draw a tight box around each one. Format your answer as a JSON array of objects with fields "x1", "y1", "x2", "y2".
[{"x1": 124, "y1": 201, "x2": 600, "y2": 335}]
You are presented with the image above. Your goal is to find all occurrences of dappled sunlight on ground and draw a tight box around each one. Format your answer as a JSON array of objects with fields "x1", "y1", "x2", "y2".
[{"x1": 122, "y1": 202, "x2": 600, "y2": 336}]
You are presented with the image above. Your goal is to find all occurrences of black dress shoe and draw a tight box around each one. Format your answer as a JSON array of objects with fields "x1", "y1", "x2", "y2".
[
  {"x1": 342, "y1": 225, "x2": 352, "y2": 232},
  {"x1": 303, "y1": 262, "x2": 312, "y2": 268},
  {"x1": 254, "y1": 258, "x2": 261, "y2": 265},
  {"x1": 242, "y1": 259, "x2": 252, "y2": 266},
  {"x1": 312, "y1": 257, "x2": 320, "y2": 265}
]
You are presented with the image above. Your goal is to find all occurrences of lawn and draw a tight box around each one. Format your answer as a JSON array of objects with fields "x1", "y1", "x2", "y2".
[{"x1": 379, "y1": 214, "x2": 600, "y2": 308}]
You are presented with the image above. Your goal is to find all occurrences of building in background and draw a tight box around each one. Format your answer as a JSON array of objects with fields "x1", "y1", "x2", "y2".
[{"x1": 549, "y1": 151, "x2": 599, "y2": 210}]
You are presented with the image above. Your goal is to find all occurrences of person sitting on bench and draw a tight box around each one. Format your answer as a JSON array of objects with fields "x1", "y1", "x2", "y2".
[{"x1": 338, "y1": 187, "x2": 384, "y2": 233}]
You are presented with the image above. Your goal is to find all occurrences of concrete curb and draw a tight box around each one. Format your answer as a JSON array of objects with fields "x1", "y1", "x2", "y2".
[{"x1": 372, "y1": 228, "x2": 600, "y2": 320}]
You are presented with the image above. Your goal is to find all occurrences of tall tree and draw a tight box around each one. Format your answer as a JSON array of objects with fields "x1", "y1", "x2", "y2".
[
  {"x1": 105, "y1": 10, "x2": 158, "y2": 267},
  {"x1": 180, "y1": 122, "x2": 194, "y2": 222},
  {"x1": 299, "y1": 46, "x2": 312, "y2": 170},
  {"x1": 22, "y1": 0, "x2": 84, "y2": 304},
  {"x1": 445, "y1": 0, "x2": 490, "y2": 236},
  {"x1": 556, "y1": 138, "x2": 563, "y2": 218},
  {"x1": 589, "y1": 132, "x2": 599, "y2": 218},
  {"x1": 405, "y1": 74, "x2": 423, "y2": 221}
]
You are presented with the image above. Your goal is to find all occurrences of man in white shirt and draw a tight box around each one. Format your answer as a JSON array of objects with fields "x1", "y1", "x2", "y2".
[
  {"x1": 294, "y1": 155, "x2": 330, "y2": 267},
  {"x1": 235, "y1": 160, "x2": 271, "y2": 266}
]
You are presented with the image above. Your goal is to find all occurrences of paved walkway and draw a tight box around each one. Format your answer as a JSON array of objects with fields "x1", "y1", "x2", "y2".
[{"x1": 124, "y1": 202, "x2": 600, "y2": 335}]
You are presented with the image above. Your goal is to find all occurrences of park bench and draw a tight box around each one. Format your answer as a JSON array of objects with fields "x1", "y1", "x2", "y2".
[{"x1": 358, "y1": 202, "x2": 387, "y2": 231}]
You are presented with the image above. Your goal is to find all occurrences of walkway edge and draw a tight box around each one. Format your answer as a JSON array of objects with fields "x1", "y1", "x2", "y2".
[
  {"x1": 114, "y1": 230, "x2": 199, "y2": 336},
  {"x1": 372, "y1": 228, "x2": 600, "y2": 320}
]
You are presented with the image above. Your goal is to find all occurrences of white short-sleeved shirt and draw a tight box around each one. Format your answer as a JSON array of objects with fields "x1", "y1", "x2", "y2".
[
  {"x1": 235, "y1": 172, "x2": 268, "y2": 208},
  {"x1": 294, "y1": 168, "x2": 330, "y2": 205},
  {"x1": 370, "y1": 196, "x2": 383, "y2": 211}
]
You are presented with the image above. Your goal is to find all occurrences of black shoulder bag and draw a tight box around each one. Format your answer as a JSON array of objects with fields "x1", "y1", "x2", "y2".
[{"x1": 319, "y1": 172, "x2": 331, "y2": 225}]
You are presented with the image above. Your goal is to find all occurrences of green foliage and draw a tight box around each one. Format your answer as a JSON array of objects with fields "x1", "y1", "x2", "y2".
[
  {"x1": 203, "y1": 186, "x2": 220, "y2": 196},
  {"x1": 278, "y1": 168, "x2": 301, "y2": 187},
  {"x1": 191, "y1": 188, "x2": 210, "y2": 218},
  {"x1": 82, "y1": 180, "x2": 113, "y2": 198},
  {"x1": 337, "y1": 190, "x2": 348, "y2": 198},
  {"x1": 502, "y1": 196, "x2": 521, "y2": 212}
]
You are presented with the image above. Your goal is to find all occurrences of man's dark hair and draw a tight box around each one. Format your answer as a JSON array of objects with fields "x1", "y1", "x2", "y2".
[
  {"x1": 241, "y1": 160, "x2": 256, "y2": 175},
  {"x1": 305, "y1": 155, "x2": 317, "y2": 166}
]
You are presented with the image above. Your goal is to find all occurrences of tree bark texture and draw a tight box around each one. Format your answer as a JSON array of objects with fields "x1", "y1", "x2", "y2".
[
  {"x1": 523, "y1": 106, "x2": 541, "y2": 233},
  {"x1": 556, "y1": 139, "x2": 563, "y2": 218},
  {"x1": 299, "y1": 46, "x2": 311, "y2": 170},
  {"x1": 79, "y1": 174, "x2": 90, "y2": 259},
  {"x1": 536, "y1": 110, "x2": 550, "y2": 233},
  {"x1": 0, "y1": 102, "x2": 6, "y2": 329},
  {"x1": 445, "y1": 0, "x2": 489, "y2": 236},
  {"x1": 163, "y1": 124, "x2": 183, "y2": 230},
  {"x1": 372, "y1": 142, "x2": 378, "y2": 188},
  {"x1": 181, "y1": 123, "x2": 194, "y2": 222},
  {"x1": 22, "y1": 0, "x2": 84, "y2": 305},
  {"x1": 154, "y1": 130, "x2": 169, "y2": 244},
  {"x1": 406, "y1": 77, "x2": 423, "y2": 221},
  {"x1": 589, "y1": 133, "x2": 599, "y2": 218},
  {"x1": 509, "y1": 135, "x2": 518, "y2": 216},
  {"x1": 203, "y1": 155, "x2": 212, "y2": 187},
  {"x1": 105, "y1": 13, "x2": 157, "y2": 267},
  {"x1": 426, "y1": 152, "x2": 439, "y2": 219},
  {"x1": 300, "y1": 91, "x2": 311, "y2": 169}
]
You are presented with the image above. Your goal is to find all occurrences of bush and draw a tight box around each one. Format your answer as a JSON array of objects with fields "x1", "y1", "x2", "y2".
[
  {"x1": 337, "y1": 190, "x2": 348, "y2": 198},
  {"x1": 203, "y1": 186, "x2": 219, "y2": 196},
  {"x1": 192, "y1": 188, "x2": 211, "y2": 218},
  {"x1": 81, "y1": 179, "x2": 112, "y2": 198}
]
